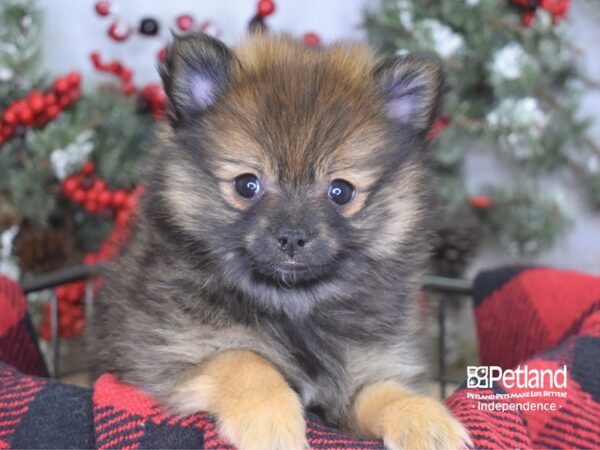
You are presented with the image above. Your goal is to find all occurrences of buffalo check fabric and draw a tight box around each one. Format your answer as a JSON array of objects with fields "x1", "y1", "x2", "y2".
[{"x1": 0, "y1": 267, "x2": 599, "y2": 449}]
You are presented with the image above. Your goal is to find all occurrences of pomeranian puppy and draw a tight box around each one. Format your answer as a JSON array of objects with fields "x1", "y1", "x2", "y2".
[{"x1": 92, "y1": 33, "x2": 469, "y2": 449}]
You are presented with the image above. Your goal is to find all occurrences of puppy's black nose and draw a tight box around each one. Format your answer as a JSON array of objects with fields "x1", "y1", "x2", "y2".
[{"x1": 276, "y1": 228, "x2": 309, "y2": 257}]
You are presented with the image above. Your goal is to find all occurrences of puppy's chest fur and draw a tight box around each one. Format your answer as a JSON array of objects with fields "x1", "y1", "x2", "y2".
[{"x1": 197, "y1": 282, "x2": 422, "y2": 425}]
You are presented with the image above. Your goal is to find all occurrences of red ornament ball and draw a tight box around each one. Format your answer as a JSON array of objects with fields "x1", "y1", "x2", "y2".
[
  {"x1": 108, "y1": 20, "x2": 132, "y2": 42},
  {"x1": 95, "y1": 1, "x2": 111, "y2": 17},
  {"x1": 303, "y1": 32, "x2": 320, "y2": 47},
  {"x1": 257, "y1": 0, "x2": 275, "y2": 17},
  {"x1": 176, "y1": 14, "x2": 194, "y2": 32}
]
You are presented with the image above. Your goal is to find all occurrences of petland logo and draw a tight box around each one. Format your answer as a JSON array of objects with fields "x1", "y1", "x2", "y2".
[{"x1": 467, "y1": 365, "x2": 568, "y2": 389}]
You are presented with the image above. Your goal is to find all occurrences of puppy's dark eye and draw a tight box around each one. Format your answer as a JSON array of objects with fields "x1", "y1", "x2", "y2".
[
  {"x1": 234, "y1": 173, "x2": 261, "y2": 199},
  {"x1": 328, "y1": 179, "x2": 354, "y2": 205}
]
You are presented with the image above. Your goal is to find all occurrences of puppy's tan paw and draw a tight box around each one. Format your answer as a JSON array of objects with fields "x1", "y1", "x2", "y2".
[
  {"x1": 217, "y1": 385, "x2": 307, "y2": 450},
  {"x1": 379, "y1": 396, "x2": 470, "y2": 450}
]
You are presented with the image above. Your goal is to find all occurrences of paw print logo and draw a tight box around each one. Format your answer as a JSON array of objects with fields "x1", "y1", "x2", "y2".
[{"x1": 467, "y1": 366, "x2": 489, "y2": 388}]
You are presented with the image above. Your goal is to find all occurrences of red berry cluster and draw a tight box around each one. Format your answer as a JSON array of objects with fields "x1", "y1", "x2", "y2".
[
  {"x1": 0, "y1": 72, "x2": 81, "y2": 146},
  {"x1": 61, "y1": 161, "x2": 140, "y2": 223},
  {"x1": 139, "y1": 83, "x2": 167, "y2": 120},
  {"x1": 41, "y1": 162, "x2": 143, "y2": 340},
  {"x1": 90, "y1": 51, "x2": 167, "y2": 119},
  {"x1": 90, "y1": 52, "x2": 135, "y2": 95},
  {"x1": 513, "y1": 0, "x2": 570, "y2": 26},
  {"x1": 39, "y1": 281, "x2": 87, "y2": 340}
]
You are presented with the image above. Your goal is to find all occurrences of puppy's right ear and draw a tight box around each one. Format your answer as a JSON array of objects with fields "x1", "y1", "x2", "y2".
[{"x1": 160, "y1": 33, "x2": 237, "y2": 124}]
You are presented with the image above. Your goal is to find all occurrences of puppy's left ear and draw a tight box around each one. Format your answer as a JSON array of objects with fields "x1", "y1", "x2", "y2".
[
  {"x1": 374, "y1": 54, "x2": 444, "y2": 134},
  {"x1": 160, "y1": 32, "x2": 238, "y2": 124}
]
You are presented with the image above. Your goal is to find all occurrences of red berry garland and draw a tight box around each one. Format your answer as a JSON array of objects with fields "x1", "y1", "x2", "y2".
[
  {"x1": 0, "y1": 72, "x2": 81, "y2": 146},
  {"x1": 41, "y1": 162, "x2": 144, "y2": 340},
  {"x1": 512, "y1": 0, "x2": 570, "y2": 26},
  {"x1": 90, "y1": 52, "x2": 166, "y2": 118},
  {"x1": 90, "y1": 52, "x2": 136, "y2": 95}
]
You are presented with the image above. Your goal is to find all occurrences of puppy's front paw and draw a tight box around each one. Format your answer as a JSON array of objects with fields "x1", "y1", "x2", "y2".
[
  {"x1": 217, "y1": 385, "x2": 306, "y2": 450},
  {"x1": 378, "y1": 396, "x2": 470, "y2": 450}
]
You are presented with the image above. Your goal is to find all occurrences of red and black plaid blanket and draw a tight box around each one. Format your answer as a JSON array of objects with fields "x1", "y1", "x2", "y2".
[{"x1": 1, "y1": 267, "x2": 599, "y2": 449}]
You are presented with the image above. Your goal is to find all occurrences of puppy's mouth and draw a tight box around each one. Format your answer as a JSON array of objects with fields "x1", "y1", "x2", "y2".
[{"x1": 249, "y1": 259, "x2": 330, "y2": 287}]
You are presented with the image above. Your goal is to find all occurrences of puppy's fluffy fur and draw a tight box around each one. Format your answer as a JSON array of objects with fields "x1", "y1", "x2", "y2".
[{"x1": 92, "y1": 34, "x2": 468, "y2": 449}]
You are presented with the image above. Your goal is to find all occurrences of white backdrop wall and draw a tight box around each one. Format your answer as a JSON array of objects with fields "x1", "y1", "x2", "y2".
[{"x1": 38, "y1": 0, "x2": 600, "y2": 274}]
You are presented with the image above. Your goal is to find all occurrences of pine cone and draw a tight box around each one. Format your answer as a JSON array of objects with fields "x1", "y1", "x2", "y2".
[
  {"x1": 431, "y1": 222, "x2": 482, "y2": 277},
  {"x1": 13, "y1": 227, "x2": 80, "y2": 274}
]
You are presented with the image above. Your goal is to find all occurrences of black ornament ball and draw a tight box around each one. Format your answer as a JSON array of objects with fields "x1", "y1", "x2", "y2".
[{"x1": 139, "y1": 17, "x2": 160, "y2": 36}]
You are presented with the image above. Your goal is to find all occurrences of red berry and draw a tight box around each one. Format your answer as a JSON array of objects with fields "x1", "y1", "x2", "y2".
[
  {"x1": 108, "y1": 20, "x2": 132, "y2": 42},
  {"x1": 116, "y1": 210, "x2": 131, "y2": 226},
  {"x1": 82, "y1": 161, "x2": 95, "y2": 175},
  {"x1": 47, "y1": 105, "x2": 60, "y2": 119},
  {"x1": 17, "y1": 107, "x2": 34, "y2": 126},
  {"x1": 98, "y1": 190, "x2": 112, "y2": 205},
  {"x1": 470, "y1": 196, "x2": 493, "y2": 209},
  {"x1": 303, "y1": 32, "x2": 320, "y2": 47},
  {"x1": 257, "y1": 0, "x2": 275, "y2": 17},
  {"x1": 73, "y1": 189, "x2": 85, "y2": 203},
  {"x1": 69, "y1": 89, "x2": 81, "y2": 102},
  {"x1": 92, "y1": 179, "x2": 106, "y2": 192},
  {"x1": 54, "y1": 77, "x2": 70, "y2": 95},
  {"x1": 121, "y1": 82, "x2": 136, "y2": 96},
  {"x1": 56, "y1": 285, "x2": 68, "y2": 300},
  {"x1": 109, "y1": 61, "x2": 123, "y2": 75},
  {"x1": 111, "y1": 190, "x2": 127, "y2": 208},
  {"x1": 83, "y1": 253, "x2": 97, "y2": 265},
  {"x1": 157, "y1": 47, "x2": 167, "y2": 62},
  {"x1": 85, "y1": 199, "x2": 98, "y2": 212},
  {"x1": 63, "y1": 177, "x2": 78, "y2": 195},
  {"x1": 12, "y1": 101, "x2": 25, "y2": 115},
  {"x1": 58, "y1": 95, "x2": 71, "y2": 108},
  {"x1": 95, "y1": 0, "x2": 111, "y2": 16},
  {"x1": 66, "y1": 286, "x2": 81, "y2": 303},
  {"x1": 45, "y1": 92, "x2": 57, "y2": 106},
  {"x1": 121, "y1": 68, "x2": 133, "y2": 82},
  {"x1": 176, "y1": 14, "x2": 194, "y2": 31},
  {"x1": 67, "y1": 71, "x2": 81, "y2": 87},
  {"x1": 3, "y1": 109, "x2": 17, "y2": 125},
  {"x1": 28, "y1": 91, "x2": 45, "y2": 114},
  {"x1": 86, "y1": 190, "x2": 98, "y2": 202}
]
